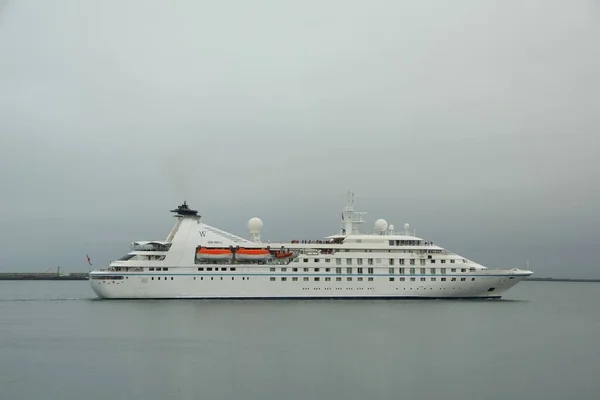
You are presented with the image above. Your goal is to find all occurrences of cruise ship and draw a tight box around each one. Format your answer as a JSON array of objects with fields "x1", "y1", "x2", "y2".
[{"x1": 89, "y1": 193, "x2": 533, "y2": 299}]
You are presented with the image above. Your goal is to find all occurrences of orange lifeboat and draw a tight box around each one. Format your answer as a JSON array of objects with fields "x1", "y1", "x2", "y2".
[
  {"x1": 196, "y1": 247, "x2": 233, "y2": 261},
  {"x1": 275, "y1": 251, "x2": 294, "y2": 259},
  {"x1": 235, "y1": 248, "x2": 272, "y2": 261}
]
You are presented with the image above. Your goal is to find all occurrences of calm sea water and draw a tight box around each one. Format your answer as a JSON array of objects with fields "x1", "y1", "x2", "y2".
[{"x1": 0, "y1": 281, "x2": 599, "y2": 400}]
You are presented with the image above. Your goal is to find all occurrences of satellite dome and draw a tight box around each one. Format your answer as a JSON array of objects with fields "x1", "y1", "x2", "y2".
[
  {"x1": 388, "y1": 224, "x2": 394, "y2": 231},
  {"x1": 404, "y1": 223, "x2": 410, "y2": 230},
  {"x1": 247, "y1": 217, "x2": 263, "y2": 234},
  {"x1": 374, "y1": 219, "x2": 388, "y2": 232}
]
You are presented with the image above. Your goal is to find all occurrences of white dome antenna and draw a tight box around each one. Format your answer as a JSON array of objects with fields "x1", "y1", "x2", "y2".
[
  {"x1": 374, "y1": 219, "x2": 388, "y2": 234},
  {"x1": 404, "y1": 223, "x2": 410, "y2": 235},
  {"x1": 247, "y1": 217, "x2": 263, "y2": 242},
  {"x1": 388, "y1": 224, "x2": 394, "y2": 234}
]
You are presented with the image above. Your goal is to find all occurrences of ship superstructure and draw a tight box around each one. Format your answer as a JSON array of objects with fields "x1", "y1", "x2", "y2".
[{"x1": 89, "y1": 193, "x2": 532, "y2": 299}]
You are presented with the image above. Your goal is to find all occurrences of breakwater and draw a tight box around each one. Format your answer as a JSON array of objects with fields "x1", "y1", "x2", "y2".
[{"x1": 0, "y1": 272, "x2": 89, "y2": 281}]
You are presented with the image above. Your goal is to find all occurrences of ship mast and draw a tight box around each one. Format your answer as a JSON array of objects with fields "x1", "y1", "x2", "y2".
[{"x1": 340, "y1": 191, "x2": 366, "y2": 235}]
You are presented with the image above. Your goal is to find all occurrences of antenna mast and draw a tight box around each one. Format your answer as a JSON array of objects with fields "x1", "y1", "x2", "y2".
[{"x1": 340, "y1": 191, "x2": 366, "y2": 235}]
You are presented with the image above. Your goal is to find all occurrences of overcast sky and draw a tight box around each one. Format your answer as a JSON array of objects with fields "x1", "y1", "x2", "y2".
[{"x1": 1, "y1": 0, "x2": 599, "y2": 278}]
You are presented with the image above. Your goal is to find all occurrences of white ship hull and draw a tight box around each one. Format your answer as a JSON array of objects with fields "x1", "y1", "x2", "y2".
[{"x1": 90, "y1": 268, "x2": 529, "y2": 299}]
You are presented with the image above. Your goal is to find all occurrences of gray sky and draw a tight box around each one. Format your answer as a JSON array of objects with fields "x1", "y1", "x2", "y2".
[{"x1": 1, "y1": 0, "x2": 599, "y2": 278}]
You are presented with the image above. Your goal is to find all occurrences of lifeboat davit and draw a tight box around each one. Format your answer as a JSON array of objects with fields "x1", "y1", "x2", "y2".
[
  {"x1": 235, "y1": 248, "x2": 272, "y2": 261},
  {"x1": 196, "y1": 247, "x2": 233, "y2": 261}
]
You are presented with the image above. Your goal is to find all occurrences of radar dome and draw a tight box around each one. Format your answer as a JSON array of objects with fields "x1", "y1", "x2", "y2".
[
  {"x1": 247, "y1": 217, "x2": 263, "y2": 234},
  {"x1": 388, "y1": 224, "x2": 394, "y2": 231},
  {"x1": 404, "y1": 223, "x2": 410, "y2": 231},
  {"x1": 374, "y1": 219, "x2": 388, "y2": 232}
]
